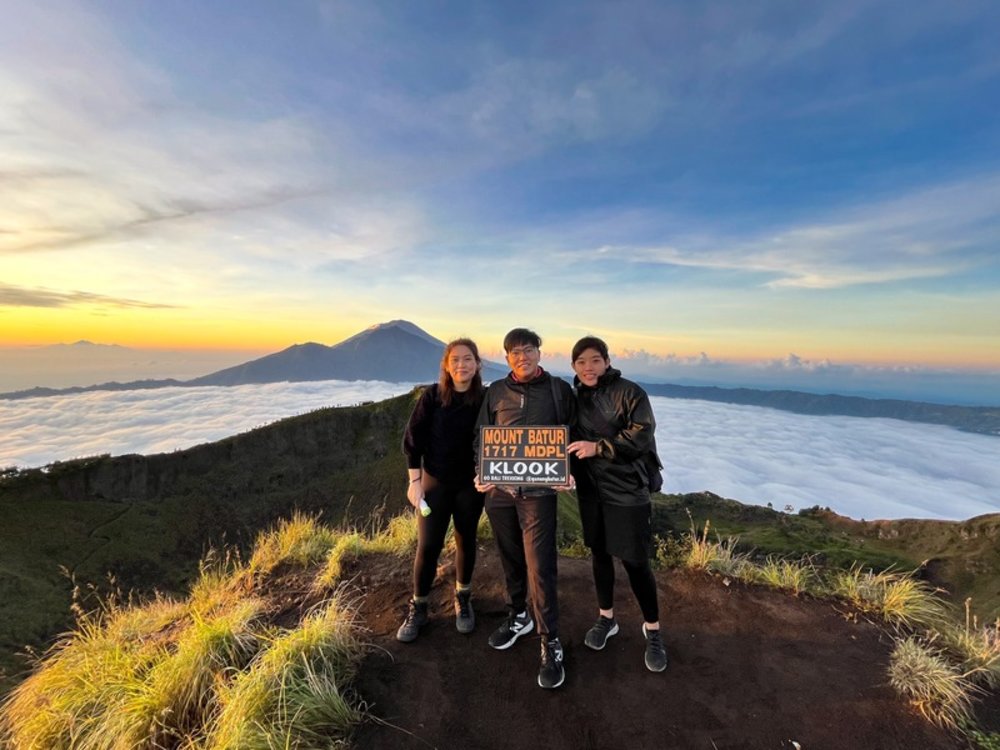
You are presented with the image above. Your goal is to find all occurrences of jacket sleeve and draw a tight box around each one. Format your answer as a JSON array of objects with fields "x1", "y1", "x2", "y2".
[
  {"x1": 473, "y1": 386, "x2": 495, "y2": 475},
  {"x1": 401, "y1": 386, "x2": 436, "y2": 470},
  {"x1": 595, "y1": 384, "x2": 656, "y2": 463}
]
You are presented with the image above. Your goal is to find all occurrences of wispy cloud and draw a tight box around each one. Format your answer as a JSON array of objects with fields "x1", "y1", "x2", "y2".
[
  {"x1": 0, "y1": 283, "x2": 176, "y2": 310},
  {"x1": 549, "y1": 173, "x2": 1000, "y2": 289}
]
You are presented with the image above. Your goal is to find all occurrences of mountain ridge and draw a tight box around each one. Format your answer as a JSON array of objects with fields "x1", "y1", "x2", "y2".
[{"x1": 3, "y1": 320, "x2": 999, "y2": 437}]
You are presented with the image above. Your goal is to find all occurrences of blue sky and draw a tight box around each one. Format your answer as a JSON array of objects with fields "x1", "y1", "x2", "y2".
[{"x1": 1, "y1": 0, "x2": 999, "y2": 402}]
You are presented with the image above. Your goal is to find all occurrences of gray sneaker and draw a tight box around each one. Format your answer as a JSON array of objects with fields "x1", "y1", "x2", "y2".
[
  {"x1": 488, "y1": 610, "x2": 534, "y2": 650},
  {"x1": 455, "y1": 590, "x2": 475, "y2": 634},
  {"x1": 395, "y1": 599, "x2": 428, "y2": 643},
  {"x1": 642, "y1": 623, "x2": 668, "y2": 672},
  {"x1": 584, "y1": 615, "x2": 619, "y2": 650}
]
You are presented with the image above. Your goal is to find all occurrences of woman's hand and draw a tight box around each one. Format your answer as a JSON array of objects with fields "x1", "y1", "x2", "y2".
[
  {"x1": 406, "y1": 479, "x2": 424, "y2": 508},
  {"x1": 567, "y1": 440, "x2": 599, "y2": 459},
  {"x1": 474, "y1": 479, "x2": 496, "y2": 493}
]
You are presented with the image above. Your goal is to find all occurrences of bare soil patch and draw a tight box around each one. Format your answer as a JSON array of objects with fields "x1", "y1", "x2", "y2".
[{"x1": 346, "y1": 547, "x2": 962, "y2": 750}]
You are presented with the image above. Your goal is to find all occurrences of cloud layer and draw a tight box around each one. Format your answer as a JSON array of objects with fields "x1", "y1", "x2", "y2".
[{"x1": 2, "y1": 382, "x2": 997, "y2": 522}]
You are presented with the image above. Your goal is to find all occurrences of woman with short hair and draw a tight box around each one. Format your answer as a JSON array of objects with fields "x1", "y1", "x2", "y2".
[{"x1": 567, "y1": 335, "x2": 667, "y2": 672}]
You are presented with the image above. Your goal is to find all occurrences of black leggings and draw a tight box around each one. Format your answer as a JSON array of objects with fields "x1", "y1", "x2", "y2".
[
  {"x1": 592, "y1": 550, "x2": 660, "y2": 624},
  {"x1": 413, "y1": 481, "x2": 484, "y2": 597}
]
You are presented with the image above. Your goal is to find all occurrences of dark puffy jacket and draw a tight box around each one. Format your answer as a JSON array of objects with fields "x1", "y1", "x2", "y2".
[
  {"x1": 475, "y1": 369, "x2": 575, "y2": 498},
  {"x1": 571, "y1": 368, "x2": 657, "y2": 507}
]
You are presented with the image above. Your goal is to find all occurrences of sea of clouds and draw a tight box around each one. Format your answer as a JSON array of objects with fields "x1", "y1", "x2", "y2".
[{"x1": 2, "y1": 380, "x2": 998, "y2": 522}]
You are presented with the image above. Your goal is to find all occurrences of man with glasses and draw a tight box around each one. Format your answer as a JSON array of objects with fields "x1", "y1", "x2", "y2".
[{"x1": 475, "y1": 328, "x2": 576, "y2": 689}]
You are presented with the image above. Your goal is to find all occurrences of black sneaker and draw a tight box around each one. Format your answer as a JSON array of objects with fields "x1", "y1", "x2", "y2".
[
  {"x1": 488, "y1": 610, "x2": 534, "y2": 650},
  {"x1": 642, "y1": 623, "x2": 668, "y2": 672},
  {"x1": 395, "y1": 599, "x2": 428, "y2": 643},
  {"x1": 583, "y1": 615, "x2": 619, "y2": 651},
  {"x1": 455, "y1": 590, "x2": 475, "y2": 634},
  {"x1": 538, "y1": 637, "x2": 565, "y2": 689}
]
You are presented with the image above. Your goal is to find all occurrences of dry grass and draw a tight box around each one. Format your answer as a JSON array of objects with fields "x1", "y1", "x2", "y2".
[
  {"x1": 0, "y1": 512, "x2": 400, "y2": 749},
  {"x1": 830, "y1": 564, "x2": 949, "y2": 630},
  {"x1": 889, "y1": 636, "x2": 980, "y2": 729},
  {"x1": 939, "y1": 600, "x2": 1000, "y2": 690},
  {"x1": 247, "y1": 512, "x2": 338, "y2": 577},
  {"x1": 756, "y1": 556, "x2": 815, "y2": 595},
  {"x1": 684, "y1": 518, "x2": 755, "y2": 581},
  {"x1": 205, "y1": 596, "x2": 362, "y2": 750}
]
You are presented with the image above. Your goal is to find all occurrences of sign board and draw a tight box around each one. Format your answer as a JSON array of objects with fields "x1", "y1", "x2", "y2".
[{"x1": 478, "y1": 425, "x2": 570, "y2": 486}]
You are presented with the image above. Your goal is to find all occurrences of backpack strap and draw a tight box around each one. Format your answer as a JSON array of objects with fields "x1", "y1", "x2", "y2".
[{"x1": 550, "y1": 376, "x2": 564, "y2": 424}]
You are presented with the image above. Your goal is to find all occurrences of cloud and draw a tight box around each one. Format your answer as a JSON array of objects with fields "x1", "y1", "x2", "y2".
[
  {"x1": 552, "y1": 173, "x2": 1000, "y2": 289},
  {"x1": 648, "y1": 397, "x2": 1000, "y2": 521},
  {"x1": 2, "y1": 382, "x2": 998, "y2": 521},
  {"x1": 0, "y1": 283, "x2": 176, "y2": 310},
  {"x1": 0, "y1": 381, "x2": 413, "y2": 469}
]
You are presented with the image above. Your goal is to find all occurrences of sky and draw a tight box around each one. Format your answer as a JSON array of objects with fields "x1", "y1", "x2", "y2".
[
  {"x1": 2, "y1": 1, "x2": 999, "y2": 402},
  {"x1": 2, "y1": 380, "x2": 998, "y2": 521}
]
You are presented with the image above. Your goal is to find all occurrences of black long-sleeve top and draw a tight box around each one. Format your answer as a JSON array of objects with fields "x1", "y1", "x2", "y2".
[{"x1": 402, "y1": 383, "x2": 484, "y2": 486}]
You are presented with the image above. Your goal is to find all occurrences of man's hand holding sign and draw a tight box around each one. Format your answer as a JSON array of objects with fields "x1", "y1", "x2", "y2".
[{"x1": 475, "y1": 425, "x2": 575, "y2": 492}]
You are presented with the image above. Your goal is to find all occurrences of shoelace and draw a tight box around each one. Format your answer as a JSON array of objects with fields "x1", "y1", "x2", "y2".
[{"x1": 457, "y1": 595, "x2": 471, "y2": 618}]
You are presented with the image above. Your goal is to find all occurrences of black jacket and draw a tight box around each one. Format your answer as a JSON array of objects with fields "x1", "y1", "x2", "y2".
[
  {"x1": 571, "y1": 368, "x2": 657, "y2": 507},
  {"x1": 475, "y1": 368, "x2": 575, "y2": 499},
  {"x1": 402, "y1": 384, "x2": 484, "y2": 486}
]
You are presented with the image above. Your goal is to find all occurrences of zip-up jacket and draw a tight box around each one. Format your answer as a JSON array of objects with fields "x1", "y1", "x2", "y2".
[
  {"x1": 475, "y1": 369, "x2": 575, "y2": 500},
  {"x1": 571, "y1": 368, "x2": 657, "y2": 507}
]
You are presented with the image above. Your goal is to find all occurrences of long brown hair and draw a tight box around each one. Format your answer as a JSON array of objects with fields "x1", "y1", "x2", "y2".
[{"x1": 439, "y1": 337, "x2": 485, "y2": 406}]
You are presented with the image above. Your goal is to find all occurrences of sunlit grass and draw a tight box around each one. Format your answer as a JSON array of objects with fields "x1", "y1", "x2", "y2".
[
  {"x1": 0, "y1": 597, "x2": 185, "y2": 749},
  {"x1": 0, "y1": 513, "x2": 394, "y2": 749},
  {"x1": 939, "y1": 600, "x2": 1000, "y2": 690},
  {"x1": 756, "y1": 556, "x2": 815, "y2": 595},
  {"x1": 830, "y1": 564, "x2": 949, "y2": 629},
  {"x1": 121, "y1": 597, "x2": 265, "y2": 746},
  {"x1": 889, "y1": 636, "x2": 979, "y2": 729},
  {"x1": 247, "y1": 512, "x2": 338, "y2": 577},
  {"x1": 684, "y1": 518, "x2": 755, "y2": 581},
  {"x1": 205, "y1": 596, "x2": 362, "y2": 750}
]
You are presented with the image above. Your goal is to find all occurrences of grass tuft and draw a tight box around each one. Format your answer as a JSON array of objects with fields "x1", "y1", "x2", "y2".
[
  {"x1": 684, "y1": 518, "x2": 754, "y2": 580},
  {"x1": 889, "y1": 636, "x2": 979, "y2": 729},
  {"x1": 831, "y1": 565, "x2": 949, "y2": 629},
  {"x1": 939, "y1": 600, "x2": 1000, "y2": 690},
  {"x1": 205, "y1": 595, "x2": 362, "y2": 750},
  {"x1": 756, "y1": 556, "x2": 815, "y2": 595},
  {"x1": 247, "y1": 512, "x2": 338, "y2": 577}
]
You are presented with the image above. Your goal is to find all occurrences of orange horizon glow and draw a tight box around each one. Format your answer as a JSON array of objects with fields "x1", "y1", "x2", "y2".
[{"x1": 2, "y1": 309, "x2": 998, "y2": 370}]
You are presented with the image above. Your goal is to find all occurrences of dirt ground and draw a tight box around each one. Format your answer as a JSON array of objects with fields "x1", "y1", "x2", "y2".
[{"x1": 346, "y1": 547, "x2": 967, "y2": 750}]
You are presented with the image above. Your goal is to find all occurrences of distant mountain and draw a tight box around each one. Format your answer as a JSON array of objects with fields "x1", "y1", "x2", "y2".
[
  {"x1": 188, "y1": 320, "x2": 508, "y2": 385},
  {"x1": 637, "y1": 382, "x2": 1000, "y2": 437},
  {"x1": 0, "y1": 321, "x2": 508, "y2": 400},
  {"x1": 3, "y1": 322, "x2": 998, "y2": 438}
]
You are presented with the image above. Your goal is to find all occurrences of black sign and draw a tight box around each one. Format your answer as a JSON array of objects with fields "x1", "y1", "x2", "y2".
[{"x1": 478, "y1": 425, "x2": 569, "y2": 486}]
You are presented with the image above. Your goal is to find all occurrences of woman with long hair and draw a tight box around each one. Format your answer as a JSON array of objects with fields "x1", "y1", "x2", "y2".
[
  {"x1": 566, "y1": 335, "x2": 667, "y2": 672},
  {"x1": 397, "y1": 338, "x2": 487, "y2": 642}
]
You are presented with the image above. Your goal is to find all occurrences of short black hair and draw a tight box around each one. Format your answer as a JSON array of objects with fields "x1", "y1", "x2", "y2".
[
  {"x1": 503, "y1": 327, "x2": 542, "y2": 353},
  {"x1": 571, "y1": 335, "x2": 609, "y2": 362}
]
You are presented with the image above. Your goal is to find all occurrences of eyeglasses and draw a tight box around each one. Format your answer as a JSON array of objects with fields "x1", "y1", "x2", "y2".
[{"x1": 508, "y1": 346, "x2": 538, "y2": 358}]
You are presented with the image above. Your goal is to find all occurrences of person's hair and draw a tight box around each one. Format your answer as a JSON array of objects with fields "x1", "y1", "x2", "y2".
[
  {"x1": 571, "y1": 335, "x2": 610, "y2": 362},
  {"x1": 439, "y1": 338, "x2": 484, "y2": 406},
  {"x1": 503, "y1": 328, "x2": 542, "y2": 353}
]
